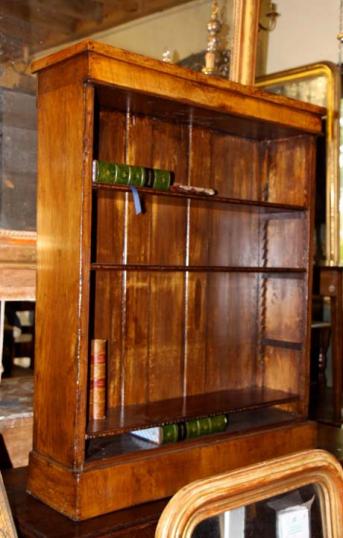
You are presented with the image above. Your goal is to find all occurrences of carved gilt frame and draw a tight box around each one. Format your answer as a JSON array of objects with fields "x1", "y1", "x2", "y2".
[
  {"x1": 256, "y1": 62, "x2": 341, "y2": 266},
  {"x1": 230, "y1": 0, "x2": 261, "y2": 84},
  {"x1": 155, "y1": 450, "x2": 343, "y2": 538}
]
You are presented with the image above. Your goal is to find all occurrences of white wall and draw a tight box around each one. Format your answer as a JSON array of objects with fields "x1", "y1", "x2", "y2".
[
  {"x1": 91, "y1": 0, "x2": 210, "y2": 61},
  {"x1": 36, "y1": 0, "x2": 214, "y2": 63},
  {"x1": 36, "y1": 0, "x2": 236, "y2": 65},
  {"x1": 267, "y1": 0, "x2": 341, "y2": 73}
]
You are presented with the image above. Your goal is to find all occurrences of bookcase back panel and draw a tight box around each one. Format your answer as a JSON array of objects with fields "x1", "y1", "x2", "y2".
[
  {"x1": 188, "y1": 204, "x2": 261, "y2": 268},
  {"x1": 93, "y1": 271, "x2": 123, "y2": 408},
  {"x1": 264, "y1": 276, "x2": 305, "y2": 344},
  {"x1": 91, "y1": 271, "x2": 260, "y2": 408},
  {"x1": 189, "y1": 126, "x2": 260, "y2": 200},
  {"x1": 96, "y1": 108, "x2": 263, "y2": 200},
  {"x1": 95, "y1": 195, "x2": 266, "y2": 268},
  {"x1": 94, "y1": 195, "x2": 307, "y2": 270},
  {"x1": 199, "y1": 272, "x2": 259, "y2": 393},
  {"x1": 265, "y1": 136, "x2": 314, "y2": 207}
]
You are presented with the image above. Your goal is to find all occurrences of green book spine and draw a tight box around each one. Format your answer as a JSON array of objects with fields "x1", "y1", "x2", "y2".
[
  {"x1": 209, "y1": 414, "x2": 228, "y2": 434},
  {"x1": 114, "y1": 163, "x2": 131, "y2": 185},
  {"x1": 93, "y1": 160, "x2": 117, "y2": 184},
  {"x1": 152, "y1": 169, "x2": 172, "y2": 190},
  {"x1": 162, "y1": 423, "x2": 179, "y2": 444},
  {"x1": 93, "y1": 160, "x2": 173, "y2": 190},
  {"x1": 184, "y1": 415, "x2": 228, "y2": 440},
  {"x1": 185, "y1": 419, "x2": 200, "y2": 440},
  {"x1": 129, "y1": 166, "x2": 147, "y2": 187}
]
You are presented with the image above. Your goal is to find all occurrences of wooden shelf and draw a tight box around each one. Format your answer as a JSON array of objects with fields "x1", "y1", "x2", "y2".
[
  {"x1": 85, "y1": 408, "x2": 300, "y2": 461},
  {"x1": 91, "y1": 263, "x2": 306, "y2": 273},
  {"x1": 86, "y1": 387, "x2": 299, "y2": 439},
  {"x1": 92, "y1": 183, "x2": 307, "y2": 212}
]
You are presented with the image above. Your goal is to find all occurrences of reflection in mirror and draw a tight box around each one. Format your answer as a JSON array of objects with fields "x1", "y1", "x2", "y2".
[{"x1": 192, "y1": 485, "x2": 323, "y2": 538}]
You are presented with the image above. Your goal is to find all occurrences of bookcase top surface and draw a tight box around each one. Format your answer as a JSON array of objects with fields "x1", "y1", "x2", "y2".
[{"x1": 32, "y1": 40, "x2": 324, "y2": 134}]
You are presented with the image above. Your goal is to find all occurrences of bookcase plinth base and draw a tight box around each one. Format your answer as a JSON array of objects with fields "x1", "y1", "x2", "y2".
[{"x1": 27, "y1": 421, "x2": 317, "y2": 521}]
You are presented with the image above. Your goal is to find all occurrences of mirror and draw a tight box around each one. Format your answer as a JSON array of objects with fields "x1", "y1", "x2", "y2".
[
  {"x1": 192, "y1": 484, "x2": 323, "y2": 537},
  {"x1": 155, "y1": 450, "x2": 343, "y2": 537}
]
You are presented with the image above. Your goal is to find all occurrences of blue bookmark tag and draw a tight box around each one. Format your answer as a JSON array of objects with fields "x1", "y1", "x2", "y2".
[{"x1": 130, "y1": 186, "x2": 142, "y2": 215}]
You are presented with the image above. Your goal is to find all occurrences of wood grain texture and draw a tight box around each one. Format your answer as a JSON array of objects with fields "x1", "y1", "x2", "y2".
[
  {"x1": 32, "y1": 42, "x2": 323, "y2": 133},
  {"x1": 87, "y1": 387, "x2": 299, "y2": 438},
  {"x1": 29, "y1": 422, "x2": 317, "y2": 520},
  {"x1": 31, "y1": 59, "x2": 91, "y2": 468},
  {"x1": 29, "y1": 41, "x2": 320, "y2": 519}
]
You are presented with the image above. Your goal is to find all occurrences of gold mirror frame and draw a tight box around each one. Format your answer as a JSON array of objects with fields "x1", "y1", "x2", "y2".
[
  {"x1": 156, "y1": 450, "x2": 343, "y2": 538},
  {"x1": 256, "y1": 62, "x2": 341, "y2": 266},
  {"x1": 230, "y1": 0, "x2": 261, "y2": 84}
]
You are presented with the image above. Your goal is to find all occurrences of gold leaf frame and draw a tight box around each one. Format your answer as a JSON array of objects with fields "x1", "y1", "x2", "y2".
[
  {"x1": 230, "y1": 0, "x2": 261, "y2": 84},
  {"x1": 256, "y1": 62, "x2": 341, "y2": 266},
  {"x1": 156, "y1": 450, "x2": 343, "y2": 538},
  {"x1": 180, "y1": 0, "x2": 261, "y2": 84}
]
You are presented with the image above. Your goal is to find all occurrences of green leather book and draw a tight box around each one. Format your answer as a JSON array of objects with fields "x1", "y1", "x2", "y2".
[
  {"x1": 209, "y1": 414, "x2": 228, "y2": 433},
  {"x1": 129, "y1": 166, "x2": 147, "y2": 187},
  {"x1": 152, "y1": 169, "x2": 172, "y2": 190},
  {"x1": 184, "y1": 415, "x2": 228, "y2": 440},
  {"x1": 93, "y1": 160, "x2": 172, "y2": 190},
  {"x1": 131, "y1": 414, "x2": 228, "y2": 445},
  {"x1": 113, "y1": 163, "x2": 130, "y2": 185},
  {"x1": 92, "y1": 160, "x2": 117, "y2": 184}
]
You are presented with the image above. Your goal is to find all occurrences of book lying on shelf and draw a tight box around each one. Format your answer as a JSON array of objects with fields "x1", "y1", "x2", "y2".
[
  {"x1": 131, "y1": 414, "x2": 228, "y2": 445},
  {"x1": 89, "y1": 339, "x2": 107, "y2": 420},
  {"x1": 92, "y1": 160, "x2": 173, "y2": 190}
]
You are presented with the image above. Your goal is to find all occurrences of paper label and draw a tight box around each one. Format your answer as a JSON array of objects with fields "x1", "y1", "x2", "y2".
[{"x1": 277, "y1": 506, "x2": 310, "y2": 538}]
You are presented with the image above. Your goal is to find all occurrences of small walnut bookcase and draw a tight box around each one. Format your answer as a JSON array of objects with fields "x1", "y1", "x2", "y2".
[{"x1": 28, "y1": 41, "x2": 323, "y2": 521}]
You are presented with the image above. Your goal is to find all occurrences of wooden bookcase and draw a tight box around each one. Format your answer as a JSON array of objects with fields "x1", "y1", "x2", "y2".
[{"x1": 27, "y1": 41, "x2": 323, "y2": 521}]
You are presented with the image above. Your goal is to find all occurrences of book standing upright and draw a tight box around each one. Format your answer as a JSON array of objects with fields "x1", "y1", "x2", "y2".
[{"x1": 28, "y1": 40, "x2": 323, "y2": 521}]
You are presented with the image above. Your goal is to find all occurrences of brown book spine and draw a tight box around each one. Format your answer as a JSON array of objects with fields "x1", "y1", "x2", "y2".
[{"x1": 89, "y1": 339, "x2": 107, "y2": 420}]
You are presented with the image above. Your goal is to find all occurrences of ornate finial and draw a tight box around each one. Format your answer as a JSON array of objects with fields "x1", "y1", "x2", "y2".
[{"x1": 202, "y1": 0, "x2": 222, "y2": 76}]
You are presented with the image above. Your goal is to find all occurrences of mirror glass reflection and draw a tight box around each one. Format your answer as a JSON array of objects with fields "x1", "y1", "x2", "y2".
[{"x1": 192, "y1": 484, "x2": 324, "y2": 538}]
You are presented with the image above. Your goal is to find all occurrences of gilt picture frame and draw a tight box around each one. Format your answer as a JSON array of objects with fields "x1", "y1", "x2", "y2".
[
  {"x1": 180, "y1": 0, "x2": 261, "y2": 85},
  {"x1": 256, "y1": 62, "x2": 341, "y2": 266}
]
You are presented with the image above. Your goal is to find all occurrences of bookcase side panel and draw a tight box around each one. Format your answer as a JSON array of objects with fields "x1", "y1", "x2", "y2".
[
  {"x1": 33, "y1": 63, "x2": 92, "y2": 467},
  {"x1": 262, "y1": 136, "x2": 316, "y2": 414},
  {"x1": 266, "y1": 135, "x2": 315, "y2": 206}
]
